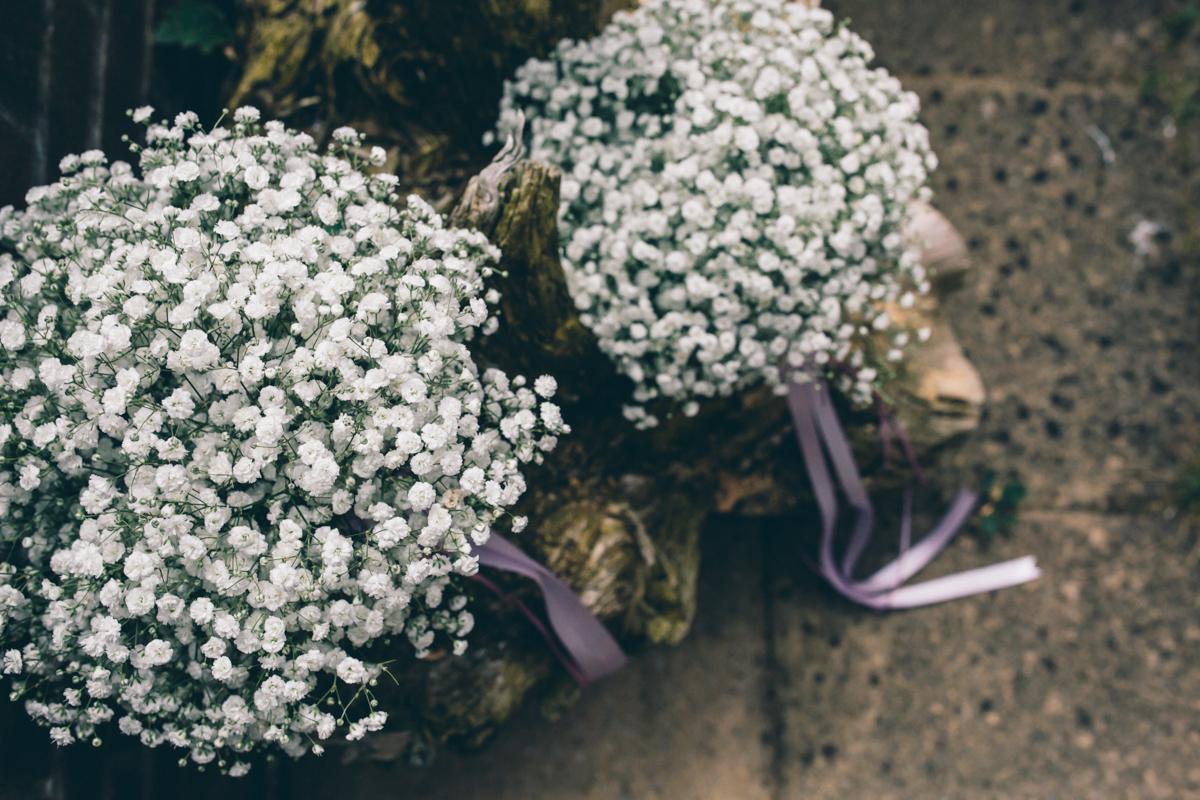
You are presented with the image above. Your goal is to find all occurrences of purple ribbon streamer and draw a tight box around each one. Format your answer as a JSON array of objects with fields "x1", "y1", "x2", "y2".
[
  {"x1": 341, "y1": 511, "x2": 625, "y2": 684},
  {"x1": 787, "y1": 378, "x2": 1041, "y2": 609},
  {"x1": 468, "y1": 571, "x2": 591, "y2": 687},
  {"x1": 474, "y1": 532, "x2": 629, "y2": 685}
]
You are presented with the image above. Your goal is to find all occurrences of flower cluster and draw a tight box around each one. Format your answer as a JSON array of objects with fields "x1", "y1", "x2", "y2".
[
  {"x1": 496, "y1": 0, "x2": 936, "y2": 427},
  {"x1": 0, "y1": 107, "x2": 568, "y2": 771}
]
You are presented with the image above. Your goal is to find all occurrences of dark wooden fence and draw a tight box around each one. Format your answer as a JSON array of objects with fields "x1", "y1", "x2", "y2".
[{"x1": 0, "y1": 0, "x2": 234, "y2": 209}]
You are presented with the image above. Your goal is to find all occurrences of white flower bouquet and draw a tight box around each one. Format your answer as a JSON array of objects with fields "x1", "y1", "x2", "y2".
[
  {"x1": 495, "y1": 0, "x2": 938, "y2": 428},
  {"x1": 489, "y1": 0, "x2": 1040, "y2": 611},
  {"x1": 0, "y1": 107, "x2": 569, "y2": 772}
]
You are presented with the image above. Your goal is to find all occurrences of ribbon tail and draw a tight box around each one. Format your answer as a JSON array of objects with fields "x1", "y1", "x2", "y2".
[
  {"x1": 785, "y1": 374, "x2": 1041, "y2": 611},
  {"x1": 785, "y1": 378, "x2": 845, "y2": 594},
  {"x1": 469, "y1": 572, "x2": 589, "y2": 686},
  {"x1": 475, "y1": 532, "x2": 628, "y2": 685},
  {"x1": 870, "y1": 556, "x2": 1042, "y2": 609},
  {"x1": 788, "y1": 381, "x2": 875, "y2": 581},
  {"x1": 877, "y1": 400, "x2": 927, "y2": 485},
  {"x1": 854, "y1": 487, "x2": 978, "y2": 594}
]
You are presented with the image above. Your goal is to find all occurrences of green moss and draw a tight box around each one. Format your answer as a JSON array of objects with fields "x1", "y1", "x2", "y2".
[
  {"x1": 975, "y1": 470, "x2": 1027, "y2": 537},
  {"x1": 155, "y1": 0, "x2": 235, "y2": 54}
]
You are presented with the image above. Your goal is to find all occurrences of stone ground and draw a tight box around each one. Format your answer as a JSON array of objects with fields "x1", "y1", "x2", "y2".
[{"x1": 5, "y1": 1, "x2": 1200, "y2": 798}]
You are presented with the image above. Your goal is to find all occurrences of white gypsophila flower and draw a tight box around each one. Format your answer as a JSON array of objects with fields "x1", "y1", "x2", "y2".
[
  {"x1": 0, "y1": 109, "x2": 570, "y2": 771},
  {"x1": 496, "y1": 0, "x2": 937, "y2": 426}
]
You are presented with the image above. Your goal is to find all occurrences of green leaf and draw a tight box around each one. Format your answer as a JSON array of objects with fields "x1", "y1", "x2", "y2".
[
  {"x1": 154, "y1": 0, "x2": 233, "y2": 54},
  {"x1": 1000, "y1": 482, "x2": 1027, "y2": 506}
]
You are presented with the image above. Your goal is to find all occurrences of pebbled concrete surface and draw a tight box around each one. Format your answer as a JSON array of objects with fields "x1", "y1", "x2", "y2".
[{"x1": 5, "y1": 1, "x2": 1200, "y2": 799}]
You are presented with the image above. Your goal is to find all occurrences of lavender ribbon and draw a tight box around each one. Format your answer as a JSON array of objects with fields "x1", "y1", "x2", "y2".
[
  {"x1": 340, "y1": 512, "x2": 626, "y2": 684},
  {"x1": 474, "y1": 532, "x2": 629, "y2": 685},
  {"x1": 787, "y1": 378, "x2": 1041, "y2": 609}
]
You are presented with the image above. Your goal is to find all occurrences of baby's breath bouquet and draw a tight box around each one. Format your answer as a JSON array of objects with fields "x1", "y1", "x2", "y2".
[
  {"x1": 0, "y1": 107, "x2": 568, "y2": 772},
  {"x1": 496, "y1": 0, "x2": 938, "y2": 427},
  {"x1": 493, "y1": 0, "x2": 1043, "y2": 615}
]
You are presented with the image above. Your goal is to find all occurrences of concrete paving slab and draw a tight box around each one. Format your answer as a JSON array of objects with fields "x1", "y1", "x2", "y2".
[
  {"x1": 908, "y1": 74, "x2": 1200, "y2": 512},
  {"x1": 824, "y1": 0, "x2": 1161, "y2": 85},
  {"x1": 767, "y1": 511, "x2": 1200, "y2": 800}
]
